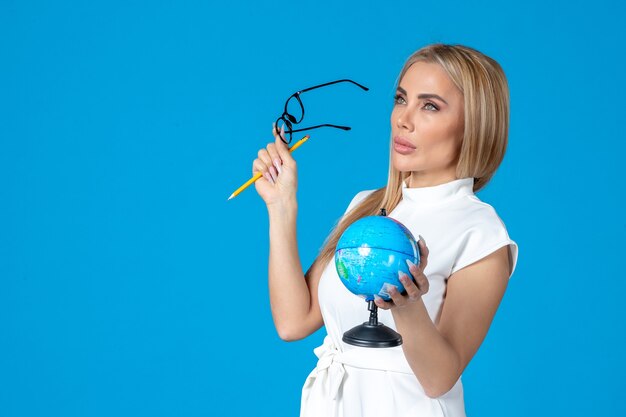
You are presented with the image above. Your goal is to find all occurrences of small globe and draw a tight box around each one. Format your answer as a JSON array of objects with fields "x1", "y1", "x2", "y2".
[{"x1": 335, "y1": 215, "x2": 420, "y2": 302}]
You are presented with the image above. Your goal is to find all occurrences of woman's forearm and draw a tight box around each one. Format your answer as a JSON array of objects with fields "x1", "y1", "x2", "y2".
[
  {"x1": 391, "y1": 300, "x2": 461, "y2": 398},
  {"x1": 267, "y1": 199, "x2": 313, "y2": 339}
]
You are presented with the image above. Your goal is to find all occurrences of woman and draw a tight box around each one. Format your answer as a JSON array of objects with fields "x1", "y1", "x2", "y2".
[{"x1": 252, "y1": 43, "x2": 518, "y2": 417}]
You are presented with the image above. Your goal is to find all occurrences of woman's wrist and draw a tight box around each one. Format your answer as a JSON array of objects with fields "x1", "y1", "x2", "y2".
[{"x1": 267, "y1": 197, "x2": 298, "y2": 219}]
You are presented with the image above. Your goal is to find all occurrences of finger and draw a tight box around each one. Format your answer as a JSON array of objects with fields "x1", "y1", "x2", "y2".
[
  {"x1": 272, "y1": 122, "x2": 284, "y2": 141},
  {"x1": 399, "y1": 271, "x2": 421, "y2": 301},
  {"x1": 266, "y1": 144, "x2": 283, "y2": 175},
  {"x1": 252, "y1": 158, "x2": 269, "y2": 176},
  {"x1": 257, "y1": 148, "x2": 272, "y2": 168},
  {"x1": 272, "y1": 122, "x2": 286, "y2": 144},
  {"x1": 417, "y1": 236, "x2": 429, "y2": 271},
  {"x1": 273, "y1": 124, "x2": 296, "y2": 166},
  {"x1": 387, "y1": 284, "x2": 407, "y2": 307},
  {"x1": 255, "y1": 165, "x2": 274, "y2": 184},
  {"x1": 374, "y1": 295, "x2": 393, "y2": 310},
  {"x1": 406, "y1": 258, "x2": 421, "y2": 277},
  {"x1": 405, "y1": 259, "x2": 429, "y2": 296},
  {"x1": 273, "y1": 158, "x2": 282, "y2": 174},
  {"x1": 268, "y1": 165, "x2": 278, "y2": 182},
  {"x1": 416, "y1": 273, "x2": 429, "y2": 296},
  {"x1": 266, "y1": 131, "x2": 285, "y2": 174},
  {"x1": 252, "y1": 157, "x2": 274, "y2": 185},
  {"x1": 266, "y1": 143, "x2": 280, "y2": 166}
]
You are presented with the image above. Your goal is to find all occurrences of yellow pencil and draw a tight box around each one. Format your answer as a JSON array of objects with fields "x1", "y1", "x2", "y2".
[{"x1": 227, "y1": 134, "x2": 311, "y2": 201}]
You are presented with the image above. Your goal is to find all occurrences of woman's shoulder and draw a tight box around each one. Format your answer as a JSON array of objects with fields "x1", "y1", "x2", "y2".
[
  {"x1": 456, "y1": 194, "x2": 511, "y2": 231},
  {"x1": 450, "y1": 194, "x2": 518, "y2": 276}
]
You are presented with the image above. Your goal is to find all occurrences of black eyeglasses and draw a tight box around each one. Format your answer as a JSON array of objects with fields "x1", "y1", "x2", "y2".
[{"x1": 275, "y1": 79, "x2": 369, "y2": 144}]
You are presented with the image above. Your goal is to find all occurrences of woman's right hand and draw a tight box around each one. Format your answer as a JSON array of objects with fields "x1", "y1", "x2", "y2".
[{"x1": 252, "y1": 123, "x2": 298, "y2": 207}]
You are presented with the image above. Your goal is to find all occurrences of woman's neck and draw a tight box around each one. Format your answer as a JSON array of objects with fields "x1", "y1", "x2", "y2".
[{"x1": 407, "y1": 169, "x2": 458, "y2": 188}]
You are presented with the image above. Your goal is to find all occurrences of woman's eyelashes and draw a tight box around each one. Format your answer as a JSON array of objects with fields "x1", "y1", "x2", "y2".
[
  {"x1": 393, "y1": 94, "x2": 406, "y2": 105},
  {"x1": 393, "y1": 94, "x2": 439, "y2": 111}
]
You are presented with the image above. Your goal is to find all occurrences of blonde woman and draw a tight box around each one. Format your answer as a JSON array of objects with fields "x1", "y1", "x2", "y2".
[{"x1": 252, "y1": 43, "x2": 519, "y2": 417}]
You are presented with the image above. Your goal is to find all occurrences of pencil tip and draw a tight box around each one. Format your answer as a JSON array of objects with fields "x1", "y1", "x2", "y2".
[{"x1": 227, "y1": 194, "x2": 233, "y2": 201}]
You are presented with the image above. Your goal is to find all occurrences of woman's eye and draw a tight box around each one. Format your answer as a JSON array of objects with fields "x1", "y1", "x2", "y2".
[
  {"x1": 394, "y1": 95, "x2": 437, "y2": 111},
  {"x1": 394, "y1": 94, "x2": 406, "y2": 105}
]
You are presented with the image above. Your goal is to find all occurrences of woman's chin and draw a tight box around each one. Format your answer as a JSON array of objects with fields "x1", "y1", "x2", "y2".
[{"x1": 391, "y1": 157, "x2": 418, "y2": 173}]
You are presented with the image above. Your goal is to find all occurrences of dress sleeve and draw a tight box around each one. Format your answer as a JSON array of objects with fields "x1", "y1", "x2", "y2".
[{"x1": 449, "y1": 208, "x2": 519, "y2": 279}]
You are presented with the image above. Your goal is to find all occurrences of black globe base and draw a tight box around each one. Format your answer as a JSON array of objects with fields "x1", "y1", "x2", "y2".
[{"x1": 342, "y1": 300, "x2": 403, "y2": 348}]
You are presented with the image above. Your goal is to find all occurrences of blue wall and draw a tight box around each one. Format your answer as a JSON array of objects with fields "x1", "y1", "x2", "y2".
[{"x1": 1, "y1": 1, "x2": 624, "y2": 416}]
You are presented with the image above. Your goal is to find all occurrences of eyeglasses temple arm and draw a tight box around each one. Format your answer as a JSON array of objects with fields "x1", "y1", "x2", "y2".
[
  {"x1": 298, "y1": 79, "x2": 369, "y2": 94},
  {"x1": 290, "y1": 124, "x2": 351, "y2": 132}
]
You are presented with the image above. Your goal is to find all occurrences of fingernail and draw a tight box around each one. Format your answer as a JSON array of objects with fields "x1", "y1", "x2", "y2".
[
  {"x1": 270, "y1": 165, "x2": 279, "y2": 180},
  {"x1": 398, "y1": 271, "x2": 407, "y2": 282},
  {"x1": 419, "y1": 235, "x2": 426, "y2": 244},
  {"x1": 406, "y1": 259, "x2": 416, "y2": 269},
  {"x1": 273, "y1": 159, "x2": 282, "y2": 174},
  {"x1": 263, "y1": 172, "x2": 272, "y2": 183}
]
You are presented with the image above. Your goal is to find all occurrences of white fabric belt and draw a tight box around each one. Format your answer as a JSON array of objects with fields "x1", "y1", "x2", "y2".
[{"x1": 300, "y1": 335, "x2": 415, "y2": 417}]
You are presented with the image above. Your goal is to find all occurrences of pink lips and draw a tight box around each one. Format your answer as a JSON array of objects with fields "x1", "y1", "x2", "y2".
[{"x1": 393, "y1": 136, "x2": 416, "y2": 155}]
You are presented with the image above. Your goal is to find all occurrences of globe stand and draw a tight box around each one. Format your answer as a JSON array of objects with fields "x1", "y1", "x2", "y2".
[{"x1": 342, "y1": 300, "x2": 403, "y2": 348}]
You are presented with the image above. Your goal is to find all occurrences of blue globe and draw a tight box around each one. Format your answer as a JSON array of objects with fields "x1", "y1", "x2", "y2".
[{"x1": 335, "y1": 215, "x2": 420, "y2": 301}]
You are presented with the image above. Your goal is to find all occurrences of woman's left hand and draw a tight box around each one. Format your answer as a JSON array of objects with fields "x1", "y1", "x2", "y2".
[{"x1": 374, "y1": 237, "x2": 430, "y2": 310}]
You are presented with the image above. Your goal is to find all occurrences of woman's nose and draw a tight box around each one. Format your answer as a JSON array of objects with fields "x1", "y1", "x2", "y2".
[{"x1": 396, "y1": 108, "x2": 414, "y2": 131}]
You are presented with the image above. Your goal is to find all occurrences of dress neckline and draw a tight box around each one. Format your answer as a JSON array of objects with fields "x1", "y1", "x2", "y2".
[{"x1": 401, "y1": 177, "x2": 474, "y2": 205}]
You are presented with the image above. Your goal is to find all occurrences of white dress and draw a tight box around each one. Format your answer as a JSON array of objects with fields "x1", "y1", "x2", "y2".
[{"x1": 300, "y1": 177, "x2": 519, "y2": 417}]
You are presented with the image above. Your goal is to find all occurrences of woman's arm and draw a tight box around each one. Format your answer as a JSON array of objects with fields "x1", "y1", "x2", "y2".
[
  {"x1": 253, "y1": 124, "x2": 324, "y2": 341},
  {"x1": 377, "y1": 243, "x2": 511, "y2": 398},
  {"x1": 267, "y1": 201, "x2": 324, "y2": 341}
]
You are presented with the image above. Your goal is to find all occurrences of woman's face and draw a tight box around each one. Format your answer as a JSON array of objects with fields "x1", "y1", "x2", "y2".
[{"x1": 390, "y1": 61, "x2": 465, "y2": 187}]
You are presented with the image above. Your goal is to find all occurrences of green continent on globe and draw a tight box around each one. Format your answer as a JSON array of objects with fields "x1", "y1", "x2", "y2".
[{"x1": 336, "y1": 257, "x2": 349, "y2": 281}]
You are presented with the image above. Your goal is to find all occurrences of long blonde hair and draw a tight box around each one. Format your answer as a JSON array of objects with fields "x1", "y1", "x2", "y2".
[{"x1": 309, "y1": 43, "x2": 511, "y2": 274}]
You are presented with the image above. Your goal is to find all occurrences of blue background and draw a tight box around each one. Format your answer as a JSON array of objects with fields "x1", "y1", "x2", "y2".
[{"x1": 1, "y1": 0, "x2": 624, "y2": 416}]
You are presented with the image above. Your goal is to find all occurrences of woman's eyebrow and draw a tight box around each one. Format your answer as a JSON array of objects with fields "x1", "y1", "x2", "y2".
[{"x1": 397, "y1": 86, "x2": 448, "y2": 105}]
